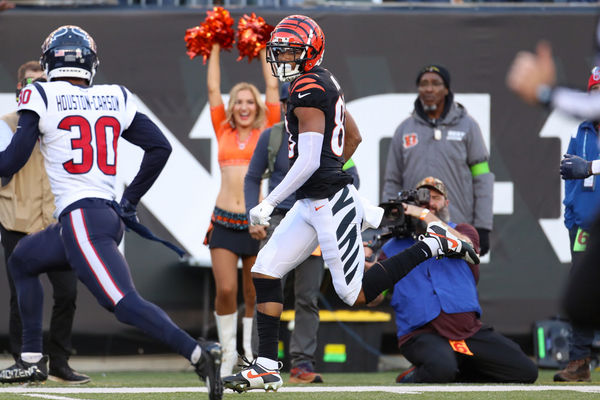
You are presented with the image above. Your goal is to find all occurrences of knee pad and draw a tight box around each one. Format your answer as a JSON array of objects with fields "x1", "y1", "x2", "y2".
[{"x1": 253, "y1": 277, "x2": 283, "y2": 304}]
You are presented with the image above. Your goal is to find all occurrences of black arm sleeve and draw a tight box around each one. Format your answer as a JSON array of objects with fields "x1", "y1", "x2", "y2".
[
  {"x1": 0, "y1": 110, "x2": 41, "y2": 176},
  {"x1": 120, "y1": 112, "x2": 172, "y2": 205}
]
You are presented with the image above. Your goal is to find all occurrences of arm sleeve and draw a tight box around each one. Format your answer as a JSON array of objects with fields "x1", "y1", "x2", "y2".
[
  {"x1": 552, "y1": 87, "x2": 600, "y2": 120},
  {"x1": 244, "y1": 128, "x2": 271, "y2": 214},
  {"x1": 466, "y1": 118, "x2": 494, "y2": 231},
  {"x1": 265, "y1": 131, "x2": 323, "y2": 206},
  {"x1": 382, "y1": 125, "x2": 405, "y2": 202},
  {"x1": 120, "y1": 112, "x2": 172, "y2": 205},
  {"x1": 0, "y1": 111, "x2": 41, "y2": 177}
]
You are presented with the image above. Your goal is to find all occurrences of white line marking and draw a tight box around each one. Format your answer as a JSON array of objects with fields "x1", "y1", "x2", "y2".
[
  {"x1": 1, "y1": 385, "x2": 600, "y2": 394},
  {"x1": 22, "y1": 394, "x2": 94, "y2": 400}
]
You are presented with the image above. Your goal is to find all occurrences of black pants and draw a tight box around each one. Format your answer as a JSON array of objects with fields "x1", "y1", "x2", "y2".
[
  {"x1": 566, "y1": 227, "x2": 595, "y2": 360},
  {"x1": 1, "y1": 224, "x2": 77, "y2": 367},
  {"x1": 565, "y1": 212, "x2": 600, "y2": 329},
  {"x1": 399, "y1": 326, "x2": 538, "y2": 383}
]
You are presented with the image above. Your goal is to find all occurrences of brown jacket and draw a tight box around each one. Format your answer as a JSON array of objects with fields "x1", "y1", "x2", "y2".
[{"x1": 0, "y1": 112, "x2": 54, "y2": 233}]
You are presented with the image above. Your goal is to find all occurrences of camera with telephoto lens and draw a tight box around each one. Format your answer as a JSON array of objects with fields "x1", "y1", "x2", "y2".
[
  {"x1": 363, "y1": 188, "x2": 431, "y2": 263},
  {"x1": 379, "y1": 188, "x2": 431, "y2": 239}
]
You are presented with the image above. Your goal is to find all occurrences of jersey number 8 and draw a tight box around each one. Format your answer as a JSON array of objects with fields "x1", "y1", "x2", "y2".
[{"x1": 330, "y1": 96, "x2": 345, "y2": 157}]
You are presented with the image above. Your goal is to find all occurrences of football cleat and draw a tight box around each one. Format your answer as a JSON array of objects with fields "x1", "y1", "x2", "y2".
[
  {"x1": 422, "y1": 221, "x2": 480, "y2": 264},
  {"x1": 194, "y1": 338, "x2": 223, "y2": 400},
  {"x1": 223, "y1": 358, "x2": 283, "y2": 393},
  {"x1": 0, "y1": 356, "x2": 48, "y2": 384}
]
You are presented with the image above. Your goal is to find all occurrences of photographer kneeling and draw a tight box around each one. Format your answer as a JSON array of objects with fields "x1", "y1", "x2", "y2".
[{"x1": 373, "y1": 177, "x2": 537, "y2": 384}]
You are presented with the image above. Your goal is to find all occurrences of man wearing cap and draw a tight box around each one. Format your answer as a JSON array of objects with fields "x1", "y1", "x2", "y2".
[
  {"x1": 553, "y1": 70, "x2": 600, "y2": 382},
  {"x1": 373, "y1": 176, "x2": 536, "y2": 384},
  {"x1": 382, "y1": 65, "x2": 494, "y2": 256},
  {"x1": 244, "y1": 83, "x2": 359, "y2": 384}
]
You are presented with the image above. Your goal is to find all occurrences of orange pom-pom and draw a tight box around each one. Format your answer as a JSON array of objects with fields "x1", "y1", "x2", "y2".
[
  {"x1": 236, "y1": 13, "x2": 275, "y2": 63},
  {"x1": 205, "y1": 6, "x2": 235, "y2": 50},
  {"x1": 184, "y1": 24, "x2": 213, "y2": 64},
  {"x1": 184, "y1": 7, "x2": 235, "y2": 64}
]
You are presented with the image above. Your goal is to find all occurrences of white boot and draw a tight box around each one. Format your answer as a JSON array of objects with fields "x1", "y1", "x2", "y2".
[
  {"x1": 215, "y1": 311, "x2": 238, "y2": 377},
  {"x1": 242, "y1": 317, "x2": 254, "y2": 362}
]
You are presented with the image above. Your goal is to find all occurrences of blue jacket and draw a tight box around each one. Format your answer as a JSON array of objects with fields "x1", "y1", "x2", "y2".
[
  {"x1": 383, "y1": 226, "x2": 481, "y2": 338},
  {"x1": 563, "y1": 120, "x2": 600, "y2": 231}
]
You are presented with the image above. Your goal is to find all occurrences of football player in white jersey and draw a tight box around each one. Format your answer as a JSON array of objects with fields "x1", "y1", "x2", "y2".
[
  {"x1": 223, "y1": 15, "x2": 480, "y2": 393},
  {"x1": 0, "y1": 25, "x2": 223, "y2": 400}
]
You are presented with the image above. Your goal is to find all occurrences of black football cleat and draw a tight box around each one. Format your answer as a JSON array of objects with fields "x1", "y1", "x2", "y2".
[
  {"x1": 223, "y1": 359, "x2": 283, "y2": 393},
  {"x1": 0, "y1": 356, "x2": 48, "y2": 384},
  {"x1": 194, "y1": 338, "x2": 223, "y2": 400},
  {"x1": 423, "y1": 221, "x2": 480, "y2": 264}
]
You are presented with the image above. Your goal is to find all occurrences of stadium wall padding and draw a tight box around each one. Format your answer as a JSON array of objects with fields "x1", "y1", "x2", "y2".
[{"x1": 0, "y1": 9, "x2": 598, "y2": 352}]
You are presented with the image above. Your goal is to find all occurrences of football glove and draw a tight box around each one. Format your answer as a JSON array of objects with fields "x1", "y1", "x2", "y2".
[
  {"x1": 560, "y1": 154, "x2": 592, "y2": 180},
  {"x1": 249, "y1": 200, "x2": 274, "y2": 226},
  {"x1": 119, "y1": 198, "x2": 139, "y2": 225}
]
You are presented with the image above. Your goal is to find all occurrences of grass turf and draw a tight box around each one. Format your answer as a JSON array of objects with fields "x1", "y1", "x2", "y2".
[{"x1": 0, "y1": 369, "x2": 599, "y2": 399}]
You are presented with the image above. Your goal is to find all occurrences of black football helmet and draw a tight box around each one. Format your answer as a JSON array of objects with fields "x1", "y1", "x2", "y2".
[{"x1": 40, "y1": 25, "x2": 99, "y2": 84}]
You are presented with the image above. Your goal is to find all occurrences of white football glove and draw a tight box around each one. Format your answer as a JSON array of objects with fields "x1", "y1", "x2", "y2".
[{"x1": 249, "y1": 200, "x2": 275, "y2": 226}]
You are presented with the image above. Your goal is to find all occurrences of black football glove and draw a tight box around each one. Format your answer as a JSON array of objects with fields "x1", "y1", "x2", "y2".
[
  {"x1": 118, "y1": 198, "x2": 139, "y2": 225},
  {"x1": 560, "y1": 154, "x2": 592, "y2": 180},
  {"x1": 476, "y1": 227, "x2": 490, "y2": 257}
]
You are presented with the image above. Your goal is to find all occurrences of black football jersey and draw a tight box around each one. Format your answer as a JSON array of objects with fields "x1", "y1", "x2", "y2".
[{"x1": 285, "y1": 66, "x2": 353, "y2": 199}]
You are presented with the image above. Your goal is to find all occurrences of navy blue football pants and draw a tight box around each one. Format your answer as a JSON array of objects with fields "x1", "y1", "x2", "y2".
[{"x1": 8, "y1": 199, "x2": 196, "y2": 360}]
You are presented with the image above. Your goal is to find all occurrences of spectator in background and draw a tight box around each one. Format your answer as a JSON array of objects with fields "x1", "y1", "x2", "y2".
[
  {"x1": 507, "y1": 39, "x2": 600, "y2": 330},
  {"x1": 0, "y1": 60, "x2": 89, "y2": 385},
  {"x1": 368, "y1": 177, "x2": 537, "y2": 384},
  {"x1": 383, "y1": 65, "x2": 494, "y2": 256},
  {"x1": 204, "y1": 42, "x2": 280, "y2": 377},
  {"x1": 553, "y1": 69, "x2": 600, "y2": 382},
  {"x1": 244, "y1": 82, "x2": 361, "y2": 384}
]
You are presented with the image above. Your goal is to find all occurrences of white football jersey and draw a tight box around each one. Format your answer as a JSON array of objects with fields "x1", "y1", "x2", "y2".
[{"x1": 17, "y1": 81, "x2": 137, "y2": 217}]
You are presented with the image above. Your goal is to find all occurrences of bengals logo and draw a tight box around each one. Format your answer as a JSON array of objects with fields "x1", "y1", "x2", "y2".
[{"x1": 403, "y1": 133, "x2": 418, "y2": 149}]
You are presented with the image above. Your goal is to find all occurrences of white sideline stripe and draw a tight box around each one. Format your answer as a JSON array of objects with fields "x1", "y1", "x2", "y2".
[
  {"x1": 22, "y1": 394, "x2": 93, "y2": 400},
  {"x1": 70, "y1": 209, "x2": 123, "y2": 305},
  {"x1": 2, "y1": 386, "x2": 600, "y2": 394}
]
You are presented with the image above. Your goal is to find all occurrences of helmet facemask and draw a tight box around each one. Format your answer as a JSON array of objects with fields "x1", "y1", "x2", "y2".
[{"x1": 266, "y1": 43, "x2": 306, "y2": 82}]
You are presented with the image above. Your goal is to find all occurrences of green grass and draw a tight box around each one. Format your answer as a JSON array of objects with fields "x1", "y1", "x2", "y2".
[{"x1": 0, "y1": 369, "x2": 599, "y2": 400}]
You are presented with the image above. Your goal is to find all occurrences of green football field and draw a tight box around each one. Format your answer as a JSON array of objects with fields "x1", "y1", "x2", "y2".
[{"x1": 1, "y1": 369, "x2": 600, "y2": 400}]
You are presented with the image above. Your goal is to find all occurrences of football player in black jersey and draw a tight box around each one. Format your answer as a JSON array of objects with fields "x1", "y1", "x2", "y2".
[{"x1": 223, "y1": 15, "x2": 479, "y2": 393}]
